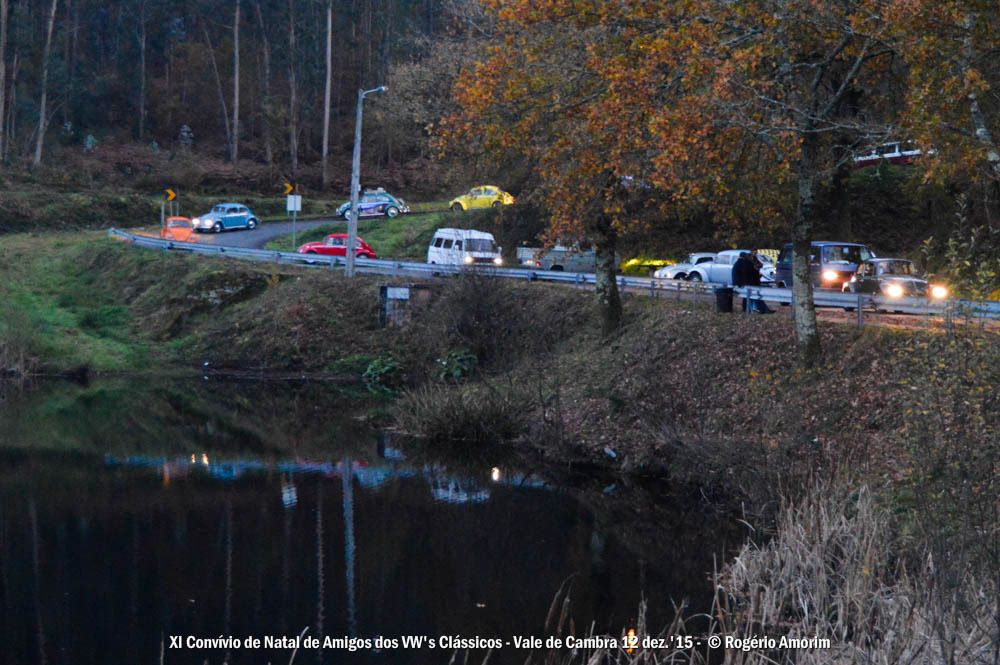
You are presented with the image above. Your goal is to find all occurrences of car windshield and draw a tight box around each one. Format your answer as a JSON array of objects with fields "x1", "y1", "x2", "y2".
[
  {"x1": 877, "y1": 260, "x2": 915, "y2": 276},
  {"x1": 822, "y1": 245, "x2": 871, "y2": 264},
  {"x1": 465, "y1": 238, "x2": 496, "y2": 252}
]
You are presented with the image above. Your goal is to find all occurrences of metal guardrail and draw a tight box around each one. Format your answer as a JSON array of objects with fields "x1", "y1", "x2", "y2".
[
  {"x1": 737, "y1": 285, "x2": 1000, "y2": 320},
  {"x1": 108, "y1": 229, "x2": 1000, "y2": 321},
  {"x1": 108, "y1": 228, "x2": 718, "y2": 294}
]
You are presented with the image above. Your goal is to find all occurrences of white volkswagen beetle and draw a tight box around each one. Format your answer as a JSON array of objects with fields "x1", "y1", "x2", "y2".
[{"x1": 653, "y1": 252, "x2": 717, "y2": 280}]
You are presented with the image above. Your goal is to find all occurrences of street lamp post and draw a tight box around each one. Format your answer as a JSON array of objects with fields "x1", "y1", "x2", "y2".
[{"x1": 346, "y1": 85, "x2": 386, "y2": 278}]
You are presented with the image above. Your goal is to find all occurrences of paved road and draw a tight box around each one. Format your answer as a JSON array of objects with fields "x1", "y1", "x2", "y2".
[{"x1": 193, "y1": 218, "x2": 344, "y2": 249}]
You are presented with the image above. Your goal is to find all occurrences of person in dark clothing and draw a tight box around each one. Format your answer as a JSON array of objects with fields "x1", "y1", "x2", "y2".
[
  {"x1": 732, "y1": 252, "x2": 755, "y2": 312},
  {"x1": 732, "y1": 252, "x2": 772, "y2": 313}
]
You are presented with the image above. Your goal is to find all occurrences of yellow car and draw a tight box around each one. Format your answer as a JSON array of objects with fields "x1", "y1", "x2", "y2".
[{"x1": 449, "y1": 185, "x2": 515, "y2": 212}]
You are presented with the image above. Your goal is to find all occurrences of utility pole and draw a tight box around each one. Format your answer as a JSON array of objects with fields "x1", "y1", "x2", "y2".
[{"x1": 346, "y1": 85, "x2": 385, "y2": 278}]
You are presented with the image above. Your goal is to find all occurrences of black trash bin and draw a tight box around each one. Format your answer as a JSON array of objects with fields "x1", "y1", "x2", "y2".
[{"x1": 714, "y1": 286, "x2": 734, "y2": 313}]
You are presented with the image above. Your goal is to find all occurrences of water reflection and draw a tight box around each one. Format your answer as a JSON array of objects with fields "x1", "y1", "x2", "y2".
[{"x1": 0, "y1": 379, "x2": 744, "y2": 665}]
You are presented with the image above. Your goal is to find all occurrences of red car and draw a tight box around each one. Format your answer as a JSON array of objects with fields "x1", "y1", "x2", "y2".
[{"x1": 297, "y1": 233, "x2": 377, "y2": 259}]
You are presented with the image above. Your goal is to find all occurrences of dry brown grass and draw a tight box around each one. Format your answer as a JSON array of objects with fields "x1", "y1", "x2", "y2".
[
  {"x1": 715, "y1": 483, "x2": 999, "y2": 665},
  {"x1": 458, "y1": 483, "x2": 998, "y2": 665}
]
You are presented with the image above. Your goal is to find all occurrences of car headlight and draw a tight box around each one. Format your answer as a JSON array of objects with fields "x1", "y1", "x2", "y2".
[
  {"x1": 192, "y1": 217, "x2": 201, "y2": 225},
  {"x1": 463, "y1": 255, "x2": 474, "y2": 264},
  {"x1": 493, "y1": 257, "x2": 503, "y2": 266},
  {"x1": 884, "y1": 283, "x2": 904, "y2": 298},
  {"x1": 930, "y1": 285, "x2": 948, "y2": 299},
  {"x1": 822, "y1": 269, "x2": 839, "y2": 282}
]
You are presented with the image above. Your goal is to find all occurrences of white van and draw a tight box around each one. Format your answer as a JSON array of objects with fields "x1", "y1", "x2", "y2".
[{"x1": 427, "y1": 228, "x2": 503, "y2": 266}]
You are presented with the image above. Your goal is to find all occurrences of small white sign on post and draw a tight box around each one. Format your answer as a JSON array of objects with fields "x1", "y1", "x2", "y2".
[{"x1": 286, "y1": 195, "x2": 302, "y2": 213}]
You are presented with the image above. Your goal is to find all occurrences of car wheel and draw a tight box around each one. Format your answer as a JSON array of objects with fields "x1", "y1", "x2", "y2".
[
  {"x1": 550, "y1": 265, "x2": 564, "y2": 271},
  {"x1": 451, "y1": 203, "x2": 464, "y2": 213},
  {"x1": 386, "y1": 206, "x2": 399, "y2": 218},
  {"x1": 247, "y1": 217, "x2": 258, "y2": 230},
  {"x1": 673, "y1": 274, "x2": 686, "y2": 280},
  {"x1": 305, "y1": 250, "x2": 318, "y2": 264},
  {"x1": 213, "y1": 221, "x2": 223, "y2": 233},
  {"x1": 342, "y1": 210, "x2": 351, "y2": 221},
  {"x1": 687, "y1": 273, "x2": 702, "y2": 282},
  {"x1": 491, "y1": 201, "x2": 502, "y2": 208}
]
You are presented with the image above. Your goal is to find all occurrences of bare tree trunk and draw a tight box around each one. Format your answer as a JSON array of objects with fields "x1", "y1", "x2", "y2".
[
  {"x1": 5, "y1": 51, "x2": 17, "y2": 162},
  {"x1": 231, "y1": 0, "x2": 240, "y2": 164},
  {"x1": 792, "y1": 129, "x2": 822, "y2": 367},
  {"x1": 962, "y1": 13, "x2": 1000, "y2": 181},
  {"x1": 592, "y1": 212, "x2": 622, "y2": 336},
  {"x1": 137, "y1": 0, "x2": 146, "y2": 140},
  {"x1": 287, "y1": 0, "x2": 298, "y2": 176},
  {"x1": 32, "y1": 0, "x2": 59, "y2": 167},
  {"x1": 61, "y1": 0, "x2": 70, "y2": 125},
  {"x1": 70, "y1": 0, "x2": 79, "y2": 104},
  {"x1": 321, "y1": 1, "x2": 333, "y2": 188},
  {"x1": 253, "y1": 0, "x2": 273, "y2": 165},
  {"x1": 202, "y1": 23, "x2": 232, "y2": 156},
  {"x1": 0, "y1": 0, "x2": 9, "y2": 164}
]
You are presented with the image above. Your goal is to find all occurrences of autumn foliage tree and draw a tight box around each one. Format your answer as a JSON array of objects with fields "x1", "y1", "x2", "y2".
[
  {"x1": 443, "y1": 0, "x2": 910, "y2": 362},
  {"x1": 891, "y1": 0, "x2": 1000, "y2": 185},
  {"x1": 441, "y1": 0, "x2": 726, "y2": 334},
  {"x1": 703, "y1": 0, "x2": 902, "y2": 365},
  {"x1": 888, "y1": 1, "x2": 1000, "y2": 295}
]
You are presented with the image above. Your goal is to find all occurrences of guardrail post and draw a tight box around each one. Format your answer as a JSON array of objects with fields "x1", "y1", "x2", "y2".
[{"x1": 856, "y1": 294, "x2": 863, "y2": 328}]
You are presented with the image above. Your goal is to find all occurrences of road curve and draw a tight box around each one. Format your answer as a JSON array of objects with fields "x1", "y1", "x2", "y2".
[{"x1": 193, "y1": 218, "x2": 345, "y2": 249}]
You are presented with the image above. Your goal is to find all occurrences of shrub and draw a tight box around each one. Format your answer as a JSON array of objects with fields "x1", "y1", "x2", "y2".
[
  {"x1": 393, "y1": 378, "x2": 531, "y2": 443},
  {"x1": 0, "y1": 302, "x2": 39, "y2": 376},
  {"x1": 363, "y1": 356, "x2": 402, "y2": 392},
  {"x1": 416, "y1": 272, "x2": 589, "y2": 371}
]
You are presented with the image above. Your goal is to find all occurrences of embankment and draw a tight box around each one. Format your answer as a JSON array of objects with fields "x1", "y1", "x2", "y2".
[
  {"x1": 4, "y1": 234, "x2": 996, "y2": 488},
  {"x1": 3, "y1": 232, "x2": 997, "y2": 661}
]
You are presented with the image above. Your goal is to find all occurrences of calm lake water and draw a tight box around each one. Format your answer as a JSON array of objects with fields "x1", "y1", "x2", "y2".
[{"x1": 0, "y1": 378, "x2": 744, "y2": 665}]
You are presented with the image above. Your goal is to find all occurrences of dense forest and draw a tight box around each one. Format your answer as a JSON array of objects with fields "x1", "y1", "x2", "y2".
[{"x1": 0, "y1": 0, "x2": 479, "y2": 191}]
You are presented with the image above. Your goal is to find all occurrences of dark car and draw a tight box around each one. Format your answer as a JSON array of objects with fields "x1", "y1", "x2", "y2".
[
  {"x1": 774, "y1": 241, "x2": 875, "y2": 290},
  {"x1": 843, "y1": 259, "x2": 949, "y2": 300},
  {"x1": 336, "y1": 188, "x2": 409, "y2": 220}
]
